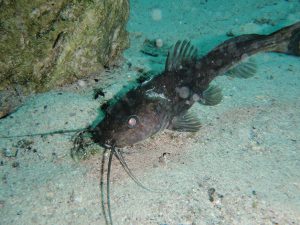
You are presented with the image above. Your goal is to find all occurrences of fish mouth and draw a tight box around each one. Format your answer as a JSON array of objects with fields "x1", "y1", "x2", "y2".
[{"x1": 103, "y1": 138, "x2": 117, "y2": 149}]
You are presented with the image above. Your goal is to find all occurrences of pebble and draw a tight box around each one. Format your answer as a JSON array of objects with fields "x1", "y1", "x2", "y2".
[
  {"x1": 158, "y1": 152, "x2": 170, "y2": 167},
  {"x1": 74, "y1": 195, "x2": 83, "y2": 203},
  {"x1": 250, "y1": 143, "x2": 264, "y2": 152},
  {"x1": 12, "y1": 161, "x2": 20, "y2": 168},
  {"x1": 208, "y1": 188, "x2": 216, "y2": 202},
  {"x1": 3, "y1": 148, "x2": 18, "y2": 157},
  {"x1": 46, "y1": 192, "x2": 55, "y2": 201},
  {"x1": 77, "y1": 80, "x2": 86, "y2": 87},
  {"x1": 0, "y1": 200, "x2": 5, "y2": 208}
]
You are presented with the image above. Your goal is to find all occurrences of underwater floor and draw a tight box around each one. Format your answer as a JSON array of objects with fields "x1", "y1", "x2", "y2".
[{"x1": 1, "y1": 0, "x2": 300, "y2": 224}]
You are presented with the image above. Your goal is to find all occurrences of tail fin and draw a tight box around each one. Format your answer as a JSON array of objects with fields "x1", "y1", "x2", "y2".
[
  {"x1": 194, "y1": 22, "x2": 299, "y2": 85},
  {"x1": 267, "y1": 22, "x2": 300, "y2": 56}
]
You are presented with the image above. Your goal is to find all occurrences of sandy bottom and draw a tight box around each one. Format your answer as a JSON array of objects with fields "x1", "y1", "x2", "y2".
[{"x1": 1, "y1": 0, "x2": 300, "y2": 224}]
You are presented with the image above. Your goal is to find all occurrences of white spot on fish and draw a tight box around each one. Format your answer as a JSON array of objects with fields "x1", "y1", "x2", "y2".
[
  {"x1": 241, "y1": 53, "x2": 248, "y2": 60},
  {"x1": 176, "y1": 86, "x2": 190, "y2": 99},
  {"x1": 185, "y1": 100, "x2": 191, "y2": 105},
  {"x1": 192, "y1": 94, "x2": 200, "y2": 101}
]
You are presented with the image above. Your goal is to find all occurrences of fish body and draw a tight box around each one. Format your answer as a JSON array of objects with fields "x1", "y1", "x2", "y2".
[{"x1": 91, "y1": 22, "x2": 300, "y2": 148}]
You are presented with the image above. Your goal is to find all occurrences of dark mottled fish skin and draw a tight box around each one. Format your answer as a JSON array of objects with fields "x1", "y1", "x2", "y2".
[{"x1": 91, "y1": 22, "x2": 300, "y2": 148}]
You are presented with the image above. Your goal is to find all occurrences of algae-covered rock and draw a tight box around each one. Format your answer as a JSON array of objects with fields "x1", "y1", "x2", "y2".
[{"x1": 0, "y1": 0, "x2": 129, "y2": 117}]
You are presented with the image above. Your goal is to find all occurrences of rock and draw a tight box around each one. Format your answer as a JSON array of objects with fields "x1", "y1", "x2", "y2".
[
  {"x1": 3, "y1": 147, "x2": 18, "y2": 157},
  {"x1": 0, "y1": 0, "x2": 129, "y2": 117}
]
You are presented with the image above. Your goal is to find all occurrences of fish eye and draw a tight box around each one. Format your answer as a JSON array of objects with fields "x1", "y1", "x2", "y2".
[{"x1": 127, "y1": 115, "x2": 139, "y2": 128}]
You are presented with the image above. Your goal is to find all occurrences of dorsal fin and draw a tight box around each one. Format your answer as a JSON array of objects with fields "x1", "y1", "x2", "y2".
[{"x1": 165, "y1": 40, "x2": 198, "y2": 72}]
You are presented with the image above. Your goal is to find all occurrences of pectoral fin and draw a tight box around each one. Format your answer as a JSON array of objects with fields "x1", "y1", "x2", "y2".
[
  {"x1": 168, "y1": 111, "x2": 201, "y2": 132},
  {"x1": 199, "y1": 85, "x2": 223, "y2": 106}
]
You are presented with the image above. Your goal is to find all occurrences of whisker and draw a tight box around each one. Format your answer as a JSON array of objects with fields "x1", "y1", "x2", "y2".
[
  {"x1": 106, "y1": 148, "x2": 114, "y2": 225},
  {"x1": 114, "y1": 148, "x2": 158, "y2": 192},
  {"x1": 100, "y1": 148, "x2": 114, "y2": 225},
  {"x1": 100, "y1": 148, "x2": 109, "y2": 225}
]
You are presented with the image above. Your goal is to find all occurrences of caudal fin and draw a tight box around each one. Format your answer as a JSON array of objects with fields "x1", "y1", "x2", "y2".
[{"x1": 268, "y1": 22, "x2": 300, "y2": 56}]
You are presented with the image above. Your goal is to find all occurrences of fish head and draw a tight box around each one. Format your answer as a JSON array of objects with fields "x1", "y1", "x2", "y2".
[{"x1": 92, "y1": 92, "x2": 170, "y2": 148}]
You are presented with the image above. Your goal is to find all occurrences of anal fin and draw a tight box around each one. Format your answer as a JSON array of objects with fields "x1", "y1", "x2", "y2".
[
  {"x1": 168, "y1": 111, "x2": 201, "y2": 132},
  {"x1": 226, "y1": 58, "x2": 257, "y2": 79}
]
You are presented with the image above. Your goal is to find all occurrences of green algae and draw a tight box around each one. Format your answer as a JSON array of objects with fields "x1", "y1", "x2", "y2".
[{"x1": 0, "y1": 0, "x2": 129, "y2": 93}]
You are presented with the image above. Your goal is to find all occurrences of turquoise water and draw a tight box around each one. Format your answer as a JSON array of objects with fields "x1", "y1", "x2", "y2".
[{"x1": 0, "y1": 1, "x2": 299, "y2": 224}]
